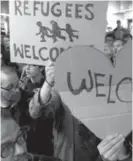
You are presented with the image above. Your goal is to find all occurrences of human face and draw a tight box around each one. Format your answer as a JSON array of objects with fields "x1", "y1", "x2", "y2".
[
  {"x1": 117, "y1": 21, "x2": 121, "y2": 28},
  {"x1": 106, "y1": 37, "x2": 114, "y2": 46},
  {"x1": 104, "y1": 44, "x2": 113, "y2": 58},
  {"x1": 1, "y1": 119, "x2": 28, "y2": 161},
  {"x1": 25, "y1": 65, "x2": 40, "y2": 78},
  {"x1": 113, "y1": 40, "x2": 123, "y2": 56},
  {"x1": 1, "y1": 72, "x2": 21, "y2": 107}
]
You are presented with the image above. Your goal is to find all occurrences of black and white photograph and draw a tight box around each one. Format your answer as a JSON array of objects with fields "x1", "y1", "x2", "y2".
[{"x1": 0, "y1": 0, "x2": 132, "y2": 161}]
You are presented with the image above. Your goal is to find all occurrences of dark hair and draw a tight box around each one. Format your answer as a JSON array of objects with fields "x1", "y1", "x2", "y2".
[
  {"x1": 117, "y1": 20, "x2": 121, "y2": 23},
  {"x1": 1, "y1": 31, "x2": 6, "y2": 36},
  {"x1": 106, "y1": 33, "x2": 115, "y2": 39},
  {"x1": 105, "y1": 33, "x2": 115, "y2": 40},
  {"x1": 123, "y1": 33, "x2": 132, "y2": 39}
]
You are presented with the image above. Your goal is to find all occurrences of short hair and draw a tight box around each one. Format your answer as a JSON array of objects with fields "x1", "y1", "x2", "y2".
[
  {"x1": 117, "y1": 20, "x2": 121, "y2": 23},
  {"x1": 123, "y1": 33, "x2": 132, "y2": 39},
  {"x1": 105, "y1": 33, "x2": 115, "y2": 39}
]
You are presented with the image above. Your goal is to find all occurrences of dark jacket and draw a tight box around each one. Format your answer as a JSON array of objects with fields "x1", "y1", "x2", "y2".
[
  {"x1": 29, "y1": 89, "x2": 103, "y2": 161},
  {"x1": 18, "y1": 73, "x2": 54, "y2": 156}
]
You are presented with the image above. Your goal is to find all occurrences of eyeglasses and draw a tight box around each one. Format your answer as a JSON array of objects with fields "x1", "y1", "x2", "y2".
[
  {"x1": 1, "y1": 129, "x2": 27, "y2": 158},
  {"x1": 1, "y1": 84, "x2": 19, "y2": 92}
]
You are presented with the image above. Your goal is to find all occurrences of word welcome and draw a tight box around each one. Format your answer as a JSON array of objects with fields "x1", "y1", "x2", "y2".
[
  {"x1": 13, "y1": 44, "x2": 71, "y2": 62},
  {"x1": 67, "y1": 70, "x2": 132, "y2": 103},
  {"x1": 14, "y1": 1, "x2": 94, "y2": 20}
]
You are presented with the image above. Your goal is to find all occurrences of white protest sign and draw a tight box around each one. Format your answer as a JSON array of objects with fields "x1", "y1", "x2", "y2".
[
  {"x1": 55, "y1": 40, "x2": 132, "y2": 137},
  {"x1": 10, "y1": 0, "x2": 107, "y2": 65}
]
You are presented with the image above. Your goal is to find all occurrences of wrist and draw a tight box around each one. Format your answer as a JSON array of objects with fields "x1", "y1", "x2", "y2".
[{"x1": 45, "y1": 79, "x2": 54, "y2": 88}]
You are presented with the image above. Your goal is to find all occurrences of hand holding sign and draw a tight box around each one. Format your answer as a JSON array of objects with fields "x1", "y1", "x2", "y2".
[
  {"x1": 97, "y1": 134, "x2": 129, "y2": 161},
  {"x1": 55, "y1": 40, "x2": 132, "y2": 137}
]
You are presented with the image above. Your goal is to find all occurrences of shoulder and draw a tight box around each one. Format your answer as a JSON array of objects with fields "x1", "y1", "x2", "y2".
[{"x1": 113, "y1": 28, "x2": 118, "y2": 32}]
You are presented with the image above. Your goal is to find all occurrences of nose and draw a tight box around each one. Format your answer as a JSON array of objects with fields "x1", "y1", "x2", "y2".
[{"x1": 14, "y1": 143, "x2": 26, "y2": 156}]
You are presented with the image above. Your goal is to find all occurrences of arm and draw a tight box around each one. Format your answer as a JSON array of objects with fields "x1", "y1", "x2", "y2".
[
  {"x1": 29, "y1": 87, "x2": 61, "y2": 119},
  {"x1": 29, "y1": 62, "x2": 61, "y2": 119}
]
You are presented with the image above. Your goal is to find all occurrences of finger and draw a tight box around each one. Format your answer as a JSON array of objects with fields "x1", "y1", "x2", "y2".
[
  {"x1": 98, "y1": 134, "x2": 117, "y2": 150},
  {"x1": 46, "y1": 67, "x2": 55, "y2": 72},
  {"x1": 103, "y1": 138, "x2": 124, "y2": 157},
  {"x1": 46, "y1": 68, "x2": 55, "y2": 72},
  {"x1": 46, "y1": 66, "x2": 55, "y2": 72},
  {"x1": 100, "y1": 134, "x2": 123, "y2": 150},
  {"x1": 103, "y1": 148, "x2": 119, "y2": 161},
  {"x1": 109, "y1": 149, "x2": 120, "y2": 161},
  {"x1": 100, "y1": 135, "x2": 124, "y2": 154},
  {"x1": 46, "y1": 70, "x2": 55, "y2": 76},
  {"x1": 99, "y1": 135, "x2": 123, "y2": 154},
  {"x1": 48, "y1": 61, "x2": 55, "y2": 67}
]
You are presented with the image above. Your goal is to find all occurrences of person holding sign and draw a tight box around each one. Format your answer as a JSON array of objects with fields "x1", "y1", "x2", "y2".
[
  {"x1": 19, "y1": 64, "x2": 54, "y2": 156},
  {"x1": 28, "y1": 62, "x2": 131, "y2": 161},
  {"x1": 0, "y1": 65, "x2": 61, "y2": 161}
]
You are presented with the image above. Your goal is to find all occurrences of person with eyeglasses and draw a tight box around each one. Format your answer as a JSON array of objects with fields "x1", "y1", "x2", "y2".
[
  {"x1": 28, "y1": 62, "x2": 132, "y2": 161},
  {"x1": 1, "y1": 110, "x2": 31, "y2": 161},
  {"x1": 1, "y1": 109, "x2": 62, "y2": 161},
  {"x1": 1, "y1": 64, "x2": 131, "y2": 161},
  {"x1": 0, "y1": 64, "x2": 62, "y2": 160}
]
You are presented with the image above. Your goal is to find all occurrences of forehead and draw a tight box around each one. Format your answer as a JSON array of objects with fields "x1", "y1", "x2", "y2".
[
  {"x1": 1, "y1": 118, "x2": 20, "y2": 143},
  {"x1": 114, "y1": 40, "x2": 123, "y2": 46},
  {"x1": 1, "y1": 72, "x2": 19, "y2": 87}
]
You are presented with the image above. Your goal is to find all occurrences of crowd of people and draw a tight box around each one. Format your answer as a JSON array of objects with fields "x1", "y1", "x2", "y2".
[
  {"x1": 104, "y1": 20, "x2": 132, "y2": 65},
  {"x1": 1, "y1": 19, "x2": 132, "y2": 161}
]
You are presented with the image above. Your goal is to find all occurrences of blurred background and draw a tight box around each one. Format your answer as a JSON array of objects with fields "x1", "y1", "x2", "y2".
[{"x1": 1, "y1": 1, "x2": 132, "y2": 37}]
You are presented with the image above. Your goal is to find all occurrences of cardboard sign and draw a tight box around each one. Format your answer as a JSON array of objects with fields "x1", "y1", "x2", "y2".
[
  {"x1": 10, "y1": 1, "x2": 107, "y2": 65},
  {"x1": 55, "y1": 40, "x2": 132, "y2": 137}
]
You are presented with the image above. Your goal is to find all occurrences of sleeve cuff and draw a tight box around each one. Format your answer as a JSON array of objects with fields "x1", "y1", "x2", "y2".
[{"x1": 38, "y1": 89, "x2": 52, "y2": 107}]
